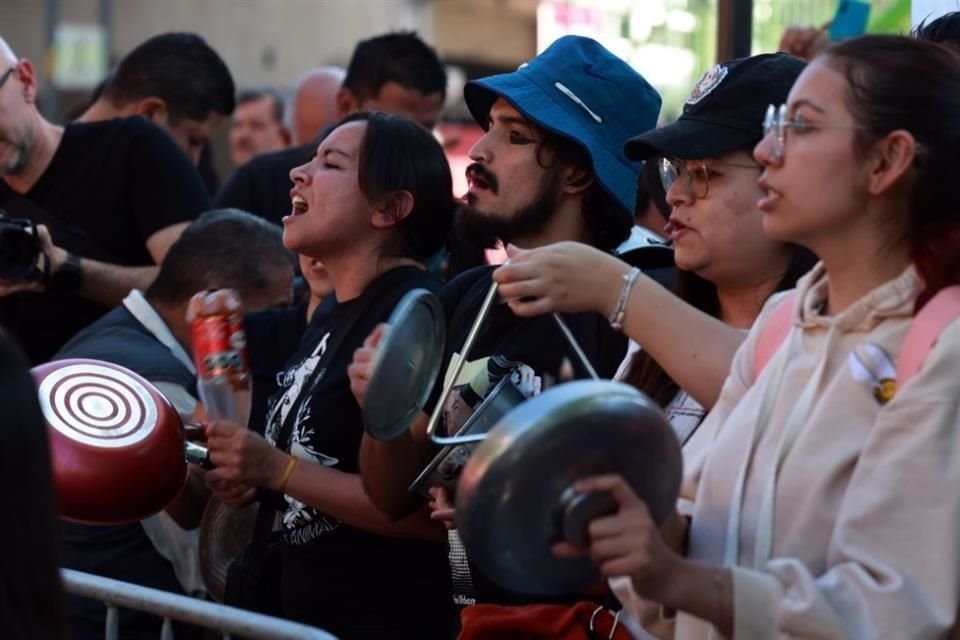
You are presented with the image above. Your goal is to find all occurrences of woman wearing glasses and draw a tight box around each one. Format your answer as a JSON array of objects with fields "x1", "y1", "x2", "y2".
[
  {"x1": 615, "y1": 54, "x2": 816, "y2": 451},
  {"x1": 495, "y1": 53, "x2": 815, "y2": 426},
  {"x1": 503, "y1": 36, "x2": 960, "y2": 638}
]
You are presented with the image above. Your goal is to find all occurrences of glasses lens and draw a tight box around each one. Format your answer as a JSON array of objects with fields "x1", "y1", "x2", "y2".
[
  {"x1": 776, "y1": 104, "x2": 788, "y2": 157},
  {"x1": 763, "y1": 104, "x2": 776, "y2": 139},
  {"x1": 690, "y1": 163, "x2": 709, "y2": 199},
  {"x1": 658, "y1": 157, "x2": 677, "y2": 193}
]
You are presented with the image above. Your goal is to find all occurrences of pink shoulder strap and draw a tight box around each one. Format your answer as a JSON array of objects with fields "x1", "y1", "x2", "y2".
[
  {"x1": 753, "y1": 292, "x2": 797, "y2": 381},
  {"x1": 896, "y1": 285, "x2": 960, "y2": 384}
]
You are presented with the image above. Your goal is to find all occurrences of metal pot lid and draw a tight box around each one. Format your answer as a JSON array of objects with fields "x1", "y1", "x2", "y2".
[
  {"x1": 363, "y1": 288, "x2": 446, "y2": 441},
  {"x1": 455, "y1": 380, "x2": 682, "y2": 596}
]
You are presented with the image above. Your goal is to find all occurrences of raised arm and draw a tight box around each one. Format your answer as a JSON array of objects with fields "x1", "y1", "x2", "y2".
[
  {"x1": 0, "y1": 222, "x2": 191, "y2": 307},
  {"x1": 493, "y1": 242, "x2": 744, "y2": 408},
  {"x1": 349, "y1": 324, "x2": 436, "y2": 519}
]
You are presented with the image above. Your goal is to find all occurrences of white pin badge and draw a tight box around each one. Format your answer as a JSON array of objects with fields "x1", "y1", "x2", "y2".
[{"x1": 686, "y1": 64, "x2": 728, "y2": 105}]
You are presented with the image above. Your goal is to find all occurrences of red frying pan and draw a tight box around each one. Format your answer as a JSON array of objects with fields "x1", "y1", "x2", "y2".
[{"x1": 32, "y1": 358, "x2": 189, "y2": 525}]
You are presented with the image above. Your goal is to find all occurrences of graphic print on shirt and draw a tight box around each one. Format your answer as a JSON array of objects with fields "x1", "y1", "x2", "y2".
[
  {"x1": 438, "y1": 353, "x2": 541, "y2": 435},
  {"x1": 266, "y1": 331, "x2": 329, "y2": 432},
  {"x1": 264, "y1": 331, "x2": 343, "y2": 544}
]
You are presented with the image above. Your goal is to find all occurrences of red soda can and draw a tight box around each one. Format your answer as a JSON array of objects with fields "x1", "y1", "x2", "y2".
[{"x1": 187, "y1": 290, "x2": 251, "y2": 425}]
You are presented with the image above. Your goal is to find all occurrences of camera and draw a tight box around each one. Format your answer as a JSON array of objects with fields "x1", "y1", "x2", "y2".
[{"x1": 0, "y1": 211, "x2": 40, "y2": 281}]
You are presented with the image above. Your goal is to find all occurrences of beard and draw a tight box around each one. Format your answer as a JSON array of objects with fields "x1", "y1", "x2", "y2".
[
  {"x1": 454, "y1": 169, "x2": 561, "y2": 249},
  {"x1": 0, "y1": 133, "x2": 31, "y2": 178}
]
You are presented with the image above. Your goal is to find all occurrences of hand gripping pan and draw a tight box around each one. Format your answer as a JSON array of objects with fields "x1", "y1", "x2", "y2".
[
  {"x1": 362, "y1": 288, "x2": 446, "y2": 441},
  {"x1": 454, "y1": 380, "x2": 682, "y2": 596}
]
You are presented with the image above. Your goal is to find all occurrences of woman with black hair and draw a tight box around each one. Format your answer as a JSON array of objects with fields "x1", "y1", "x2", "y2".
[
  {"x1": 0, "y1": 330, "x2": 65, "y2": 639},
  {"x1": 203, "y1": 111, "x2": 455, "y2": 639}
]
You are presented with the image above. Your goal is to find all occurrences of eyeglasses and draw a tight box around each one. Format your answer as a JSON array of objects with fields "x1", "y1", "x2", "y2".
[
  {"x1": 0, "y1": 67, "x2": 15, "y2": 92},
  {"x1": 762, "y1": 103, "x2": 869, "y2": 159},
  {"x1": 658, "y1": 156, "x2": 761, "y2": 200}
]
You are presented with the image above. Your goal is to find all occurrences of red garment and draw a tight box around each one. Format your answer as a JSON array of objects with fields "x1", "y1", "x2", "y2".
[{"x1": 458, "y1": 602, "x2": 632, "y2": 640}]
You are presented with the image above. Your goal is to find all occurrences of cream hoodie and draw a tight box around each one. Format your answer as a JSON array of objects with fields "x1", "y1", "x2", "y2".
[{"x1": 619, "y1": 263, "x2": 960, "y2": 639}]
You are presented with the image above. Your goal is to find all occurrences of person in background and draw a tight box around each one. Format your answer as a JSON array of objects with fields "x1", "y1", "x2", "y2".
[
  {"x1": 215, "y1": 31, "x2": 447, "y2": 225},
  {"x1": 913, "y1": 10, "x2": 960, "y2": 49},
  {"x1": 0, "y1": 36, "x2": 211, "y2": 364},
  {"x1": 290, "y1": 66, "x2": 346, "y2": 146},
  {"x1": 229, "y1": 88, "x2": 291, "y2": 169},
  {"x1": 78, "y1": 32, "x2": 235, "y2": 167},
  {"x1": 778, "y1": 7, "x2": 960, "y2": 61},
  {"x1": 632, "y1": 159, "x2": 669, "y2": 239}
]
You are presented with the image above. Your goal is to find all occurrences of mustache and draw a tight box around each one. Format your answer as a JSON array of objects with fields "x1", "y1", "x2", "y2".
[{"x1": 466, "y1": 163, "x2": 499, "y2": 194}]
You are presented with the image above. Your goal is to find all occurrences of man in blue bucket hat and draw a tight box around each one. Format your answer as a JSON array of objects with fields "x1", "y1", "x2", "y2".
[
  {"x1": 456, "y1": 35, "x2": 662, "y2": 254},
  {"x1": 350, "y1": 34, "x2": 664, "y2": 608}
]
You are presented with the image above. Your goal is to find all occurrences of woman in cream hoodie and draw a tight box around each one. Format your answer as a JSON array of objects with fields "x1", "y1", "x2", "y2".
[{"x1": 495, "y1": 35, "x2": 960, "y2": 639}]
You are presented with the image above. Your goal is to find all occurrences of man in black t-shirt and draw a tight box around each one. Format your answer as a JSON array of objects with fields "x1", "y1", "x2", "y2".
[
  {"x1": 215, "y1": 32, "x2": 447, "y2": 225},
  {"x1": 0, "y1": 37, "x2": 211, "y2": 363},
  {"x1": 78, "y1": 32, "x2": 235, "y2": 168},
  {"x1": 357, "y1": 34, "x2": 663, "y2": 517},
  {"x1": 351, "y1": 37, "x2": 664, "y2": 608}
]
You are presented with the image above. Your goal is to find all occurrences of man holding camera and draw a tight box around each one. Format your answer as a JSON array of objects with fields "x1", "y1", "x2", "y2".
[{"x1": 0, "y1": 37, "x2": 210, "y2": 363}]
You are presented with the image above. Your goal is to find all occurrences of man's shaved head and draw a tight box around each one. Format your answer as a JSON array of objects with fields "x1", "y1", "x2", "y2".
[{"x1": 291, "y1": 66, "x2": 345, "y2": 145}]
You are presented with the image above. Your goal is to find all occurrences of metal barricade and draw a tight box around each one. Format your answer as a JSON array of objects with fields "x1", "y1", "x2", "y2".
[{"x1": 62, "y1": 569, "x2": 337, "y2": 640}]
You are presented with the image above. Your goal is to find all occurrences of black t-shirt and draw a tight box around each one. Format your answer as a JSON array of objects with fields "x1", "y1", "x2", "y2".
[
  {"x1": 243, "y1": 302, "x2": 311, "y2": 435},
  {"x1": 214, "y1": 143, "x2": 313, "y2": 225},
  {"x1": 428, "y1": 266, "x2": 628, "y2": 607},
  {"x1": 0, "y1": 116, "x2": 210, "y2": 363},
  {"x1": 429, "y1": 266, "x2": 627, "y2": 409},
  {"x1": 262, "y1": 266, "x2": 453, "y2": 639}
]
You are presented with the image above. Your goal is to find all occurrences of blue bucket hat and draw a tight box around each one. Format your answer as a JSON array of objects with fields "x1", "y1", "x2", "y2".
[{"x1": 464, "y1": 35, "x2": 662, "y2": 218}]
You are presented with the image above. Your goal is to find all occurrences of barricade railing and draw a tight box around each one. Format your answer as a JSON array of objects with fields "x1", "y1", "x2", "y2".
[{"x1": 61, "y1": 568, "x2": 337, "y2": 640}]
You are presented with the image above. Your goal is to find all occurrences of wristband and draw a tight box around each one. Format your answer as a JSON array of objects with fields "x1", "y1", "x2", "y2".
[
  {"x1": 608, "y1": 267, "x2": 640, "y2": 331},
  {"x1": 278, "y1": 454, "x2": 298, "y2": 494},
  {"x1": 49, "y1": 251, "x2": 84, "y2": 293}
]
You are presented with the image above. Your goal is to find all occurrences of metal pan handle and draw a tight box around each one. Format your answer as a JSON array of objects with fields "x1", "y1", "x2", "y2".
[{"x1": 425, "y1": 280, "x2": 600, "y2": 445}]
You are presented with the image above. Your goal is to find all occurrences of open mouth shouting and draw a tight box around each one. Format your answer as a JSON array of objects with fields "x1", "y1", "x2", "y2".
[
  {"x1": 290, "y1": 193, "x2": 309, "y2": 216},
  {"x1": 465, "y1": 163, "x2": 499, "y2": 195}
]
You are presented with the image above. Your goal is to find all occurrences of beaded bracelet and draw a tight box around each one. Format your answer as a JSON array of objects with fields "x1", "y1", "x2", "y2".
[
  {"x1": 278, "y1": 454, "x2": 298, "y2": 494},
  {"x1": 609, "y1": 267, "x2": 641, "y2": 331}
]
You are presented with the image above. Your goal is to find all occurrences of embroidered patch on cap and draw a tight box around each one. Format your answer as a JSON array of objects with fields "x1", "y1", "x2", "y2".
[{"x1": 686, "y1": 64, "x2": 728, "y2": 105}]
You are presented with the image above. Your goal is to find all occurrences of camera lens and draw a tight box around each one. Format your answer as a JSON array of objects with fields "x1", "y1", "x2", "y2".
[{"x1": 0, "y1": 223, "x2": 39, "y2": 280}]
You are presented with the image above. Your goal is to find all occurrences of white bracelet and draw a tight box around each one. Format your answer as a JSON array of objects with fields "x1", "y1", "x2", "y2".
[{"x1": 609, "y1": 267, "x2": 640, "y2": 331}]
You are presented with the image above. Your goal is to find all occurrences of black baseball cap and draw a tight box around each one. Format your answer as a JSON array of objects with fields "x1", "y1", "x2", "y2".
[{"x1": 624, "y1": 53, "x2": 806, "y2": 161}]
